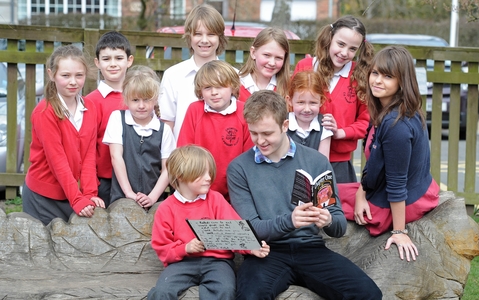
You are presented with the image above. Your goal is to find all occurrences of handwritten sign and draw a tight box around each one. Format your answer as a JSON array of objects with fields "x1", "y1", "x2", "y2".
[{"x1": 186, "y1": 220, "x2": 261, "y2": 250}]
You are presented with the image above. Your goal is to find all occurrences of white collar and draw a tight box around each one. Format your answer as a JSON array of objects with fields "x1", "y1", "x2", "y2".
[
  {"x1": 312, "y1": 58, "x2": 352, "y2": 78},
  {"x1": 334, "y1": 61, "x2": 352, "y2": 78},
  {"x1": 204, "y1": 97, "x2": 237, "y2": 115},
  {"x1": 58, "y1": 93, "x2": 87, "y2": 115},
  {"x1": 240, "y1": 73, "x2": 277, "y2": 90},
  {"x1": 174, "y1": 190, "x2": 207, "y2": 203},
  {"x1": 288, "y1": 112, "x2": 320, "y2": 132},
  {"x1": 97, "y1": 80, "x2": 121, "y2": 98},
  {"x1": 124, "y1": 110, "x2": 161, "y2": 131}
]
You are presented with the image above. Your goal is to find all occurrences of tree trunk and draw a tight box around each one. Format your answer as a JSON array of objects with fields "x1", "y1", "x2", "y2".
[{"x1": 270, "y1": 0, "x2": 292, "y2": 28}]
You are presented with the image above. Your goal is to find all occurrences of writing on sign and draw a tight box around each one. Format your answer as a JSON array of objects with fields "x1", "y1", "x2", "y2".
[{"x1": 186, "y1": 219, "x2": 261, "y2": 250}]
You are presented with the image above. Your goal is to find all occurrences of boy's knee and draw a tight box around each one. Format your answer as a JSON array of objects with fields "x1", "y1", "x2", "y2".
[{"x1": 147, "y1": 285, "x2": 177, "y2": 300}]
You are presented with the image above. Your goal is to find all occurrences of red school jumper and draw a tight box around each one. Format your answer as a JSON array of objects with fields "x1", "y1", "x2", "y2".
[
  {"x1": 84, "y1": 89, "x2": 126, "y2": 179},
  {"x1": 177, "y1": 101, "x2": 254, "y2": 201},
  {"x1": 26, "y1": 98, "x2": 98, "y2": 214}
]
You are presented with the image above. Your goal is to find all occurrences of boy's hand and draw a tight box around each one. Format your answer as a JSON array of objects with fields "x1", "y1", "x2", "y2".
[
  {"x1": 292, "y1": 202, "x2": 320, "y2": 228},
  {"x1": 251, "y1": 241, "x2": 270, "y2": 258},
  {"x1": 135, "y1": 192, "x2": 155, "y2": 208},
  {"x1": 186, "y1": 238, "x2": 205, "y2": 254}
]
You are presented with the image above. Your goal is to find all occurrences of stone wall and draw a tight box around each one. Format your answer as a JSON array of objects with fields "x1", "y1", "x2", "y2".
[{"x1": 0, "y1": 191, "x2": 478, "y2": 299}]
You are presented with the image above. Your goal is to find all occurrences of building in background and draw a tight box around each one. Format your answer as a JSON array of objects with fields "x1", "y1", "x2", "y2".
[{"x1": 0, "y1": 0, "x2": 339, "y2": 26}]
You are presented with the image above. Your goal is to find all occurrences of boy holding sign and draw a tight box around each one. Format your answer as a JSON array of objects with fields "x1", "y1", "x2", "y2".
[{"x1": 148, "y1": 145, "x2": 269, "y2": 300}]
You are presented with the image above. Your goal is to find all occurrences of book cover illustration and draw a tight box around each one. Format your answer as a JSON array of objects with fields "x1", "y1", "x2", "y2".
[
  {"x1": 186, "y1": 219, "x2": 261, "y2": 250},
  {"x1": 291, "y1": 169, "x2": 337, "y2": 208}
]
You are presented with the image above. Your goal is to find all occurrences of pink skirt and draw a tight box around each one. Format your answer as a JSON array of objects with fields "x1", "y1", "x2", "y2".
[{"x1": 338, "y1": 180, "x2": 440, "y2": 236}]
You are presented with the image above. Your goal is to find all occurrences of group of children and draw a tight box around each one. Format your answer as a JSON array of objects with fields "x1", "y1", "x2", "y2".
[{"x1": 21, "y1": 2, "x2": 439, "y2": 298}]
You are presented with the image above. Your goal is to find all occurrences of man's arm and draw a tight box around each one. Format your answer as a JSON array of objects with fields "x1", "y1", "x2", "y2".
[{"x1": 227, "y1": 160, "x2": 296, "y2": 242}]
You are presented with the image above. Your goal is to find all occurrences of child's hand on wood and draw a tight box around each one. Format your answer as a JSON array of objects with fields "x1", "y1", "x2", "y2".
[
  {"x1": 186, "y1": 238, "x2": 205, "y2": 254},
  {"x1": 135, "y1": 192, "x2": 155, "y2": 208},
  {"x1": 78, "y1": 204, "x2": 95, "y2": 217},
  {"x1": 251, "y1": 241, "x2": 270, "y2": 258},
  {"x1": 90, "y1": 196, "x2": 105, "y2": 208}
]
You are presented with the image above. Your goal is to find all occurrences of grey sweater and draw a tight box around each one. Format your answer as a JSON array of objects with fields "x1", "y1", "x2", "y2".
[{"x1": 227, "y1": 143, "x2": 347, "y2": 246}]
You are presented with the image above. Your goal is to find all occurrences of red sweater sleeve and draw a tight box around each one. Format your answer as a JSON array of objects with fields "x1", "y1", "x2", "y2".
[
  {"x1": 342, "y1": 97, "x2": 369, "y2": 140},
  {"x1": 293, "y1": 57, "x2": 314, "y2": 76},
  {"x1": 79, "y1": 99, "x2": 99, "y2": 199},
  {"x1": 177, "y1": 101, "x2": 200, "y2": 147}
]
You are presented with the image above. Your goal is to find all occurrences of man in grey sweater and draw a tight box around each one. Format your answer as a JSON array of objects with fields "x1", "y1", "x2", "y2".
[{"x1": 227, "y1": 90, "x2": 382, "y2": 300}]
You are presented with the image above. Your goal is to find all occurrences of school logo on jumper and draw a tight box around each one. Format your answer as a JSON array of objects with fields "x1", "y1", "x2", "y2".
[
  {"x1": 222, "y1": 128, "x2": 239, "y2": 146},
  {"x1": 343, "y1": 86, "x2": 357, "y2": 104}
]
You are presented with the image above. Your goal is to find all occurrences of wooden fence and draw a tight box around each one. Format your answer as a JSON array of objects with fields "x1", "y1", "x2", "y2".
[{"x1": 0, "y1": 24, "x2": 478, "y2": 206}]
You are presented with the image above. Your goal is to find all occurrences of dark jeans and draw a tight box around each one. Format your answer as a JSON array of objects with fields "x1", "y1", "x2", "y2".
[
  {"x1": 236, "y1": 242, "x2": 382, "y2": 300},
  {"x1": 97, "y1": 177, "x2": 111, "y2": 207},
  {"x1": 148, "y1": 257, "x2": 236, "y2": 300}
]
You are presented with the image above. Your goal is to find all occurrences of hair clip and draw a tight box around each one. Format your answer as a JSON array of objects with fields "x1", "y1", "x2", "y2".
[{"x1": 330, "y1": 24, "x2": 334, "y2": 29}]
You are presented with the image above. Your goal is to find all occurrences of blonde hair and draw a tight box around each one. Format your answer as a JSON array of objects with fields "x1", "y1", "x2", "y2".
[
  {"x1": 122, "y1": 65, "x2": 161, "y2": 118},
  {"x1": 244, "y1": 90, "x2": 288, "y2": 129},
  {"x1": 194, "y1": 60, "x2": 240, "y2": 99},
  {"x1": 183, "y1": 4, "x2": 227, "y2": 55},
  {"x1": 44, "y1": 44, "x2": 92, "y2": 119},
  {"x1": 239, "y1": 27, "x2": 290, "y2": 98},
  {"x1": 288, "y1": 70, "x2": 328, "y2": 110},
  {"x1": 167, "y1": 145, "x2": 216, "y2": 190},
  {"x1": 313, "y1": 15, "x2": 375, "y2": 102}
]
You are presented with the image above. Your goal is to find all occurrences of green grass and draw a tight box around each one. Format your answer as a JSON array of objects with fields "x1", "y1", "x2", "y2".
[
  {"x1": 1, "y1": 198, "x2": 478, "y2": 298},
  {"x1": 463, "y1": 256, "x2": 479, "y2": 299},
  {"x1": 3, "y1": 196, "x2": 23, "y2": 214}
]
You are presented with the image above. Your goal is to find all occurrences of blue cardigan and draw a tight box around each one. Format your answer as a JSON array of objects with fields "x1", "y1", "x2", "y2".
[{"x1": 361, "y1": 110, "x2": 433, "y2": 208}]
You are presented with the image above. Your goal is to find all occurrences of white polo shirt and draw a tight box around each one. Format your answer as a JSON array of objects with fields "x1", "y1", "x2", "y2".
[{"x1": 158, "y1": 56, "x2": 202, "y2": 138}]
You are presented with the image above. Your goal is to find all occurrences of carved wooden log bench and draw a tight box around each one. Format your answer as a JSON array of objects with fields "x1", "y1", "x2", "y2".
[{"x1": 0, "y1": 191, "x2": 477, "y2": 299}]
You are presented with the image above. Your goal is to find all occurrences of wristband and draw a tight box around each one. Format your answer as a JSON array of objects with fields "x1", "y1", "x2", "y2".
[{"x1": 390, "y1": 229, "x2": 408, "y2": 235}]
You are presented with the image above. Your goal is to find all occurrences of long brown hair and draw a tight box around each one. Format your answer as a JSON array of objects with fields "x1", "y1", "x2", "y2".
[
  {"x1": 44, "y1": 44, "x2": 92, "y2": 119},
  {"x1": 367, "y1": 46, "x2": 426, "y2": 127},
  {"x1": 239, "y1": 27, "x2": 290, "y2": 98},
  {"x1": 313, "y1": 15, "x2": 374, "y2": 102}
]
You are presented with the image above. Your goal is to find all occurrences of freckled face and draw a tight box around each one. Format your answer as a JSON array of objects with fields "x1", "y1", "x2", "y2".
[{"x1": 288, "y1": 91, "x2": 322, "y2": 129}]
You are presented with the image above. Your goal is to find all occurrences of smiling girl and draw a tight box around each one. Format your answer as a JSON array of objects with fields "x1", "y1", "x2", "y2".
[
  {"x1": 294, "y1": 16, "x2": 375, "y2": 183},
  {"x1": 22, "y1": 45, "x2": 104, "y2": 225},
  {"x1": 286, "y1": 70, "x2": 332, "y2": 159},
  {"x1": 103, "y1": 65, "x2": 176, "y2": 207},
  {"x1": 238, "y1": 27, "x2": 290, "y2": 102},
  {"x1": 342, "y1": 46, "x2": 439, "y2": 261}
]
